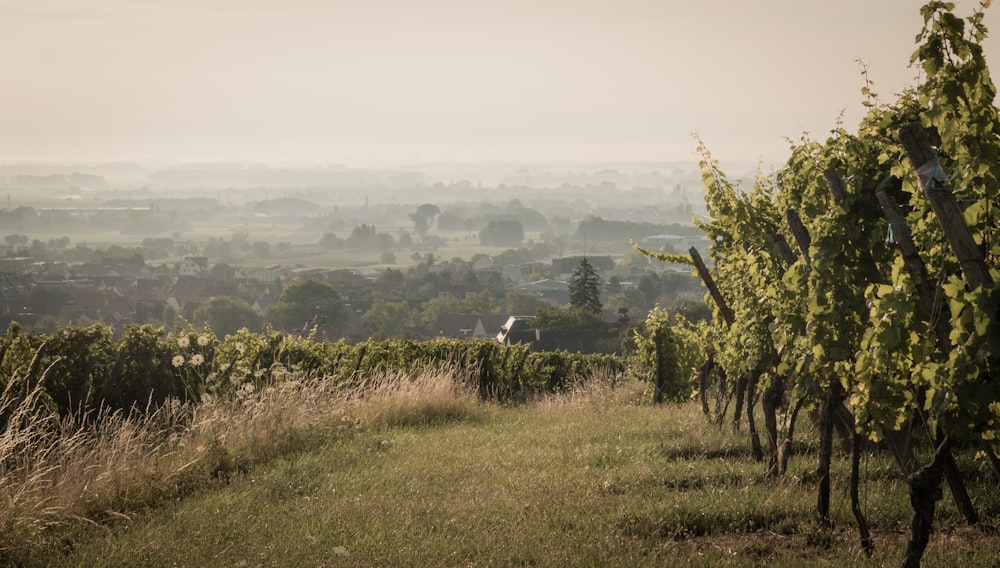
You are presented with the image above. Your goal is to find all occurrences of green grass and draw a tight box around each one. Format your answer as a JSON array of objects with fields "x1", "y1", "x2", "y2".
[{"x1": 6, "y1": 375, "x2": 999, "y2": 567}]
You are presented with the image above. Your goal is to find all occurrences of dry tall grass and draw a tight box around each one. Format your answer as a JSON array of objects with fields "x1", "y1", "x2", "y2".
[
  {"x1": 0, "y1": 368, "x2": 481, "y2": 562},
  {"x1": 347, "y1": 367, "x2": 481, "y2": 428},
  {"x1": 532, "y1": 369, "x2": 646, "y2": 414}
]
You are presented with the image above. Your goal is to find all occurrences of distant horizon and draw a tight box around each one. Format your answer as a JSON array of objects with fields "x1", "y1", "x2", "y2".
[
  {"x1": 0, "y1": 156, "x2": 736, "y2": 169},
  {"x1": 4, "y1": 1, "x2": 998, "y2": 170},
  {"x1": 0, "y1": 137, "x2": 759, "y2": 170}
]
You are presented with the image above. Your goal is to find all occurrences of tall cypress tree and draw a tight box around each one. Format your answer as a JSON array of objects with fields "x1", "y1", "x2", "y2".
[{"x1": 569, "y1": 257, "x2": 603, "y2": 314}]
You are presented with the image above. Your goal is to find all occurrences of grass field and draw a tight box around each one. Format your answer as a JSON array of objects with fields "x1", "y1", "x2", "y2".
[{"x1": 4, "y1": 373, "x2": 998, "y2": 567}]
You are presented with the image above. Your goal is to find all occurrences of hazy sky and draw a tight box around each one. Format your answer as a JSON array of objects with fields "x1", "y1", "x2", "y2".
[{"x1": 2, "y1": 0, "x2": 998, "y2": 166}]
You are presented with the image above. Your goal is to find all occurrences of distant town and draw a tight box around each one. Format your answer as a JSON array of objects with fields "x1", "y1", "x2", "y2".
[{"x1": 0, "y1": 160, "x2": 726, "y2": 351}]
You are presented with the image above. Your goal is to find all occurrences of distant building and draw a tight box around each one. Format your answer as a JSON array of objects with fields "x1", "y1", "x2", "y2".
[
  {"x1": 495, "y1": 315, "x2": 597, "y2": 354},
  {"x1": 166, "y1": 276, "x2": 209, "y2": 315},
  {"x1": 431, "y1": 313, "x2": 508, "y2": 339},
  {"x1": 471, "y1": 256, "x2": 495, "y2": 271},
  {"x1": 178, "y1": 256, "x2": 209, "y2": 277},
  {"x1": 513, "y1": 279, "x2": 568, "y2": 307},
  {"x1": 252, "y1": 295, "x2": 277, "y2": 317}
]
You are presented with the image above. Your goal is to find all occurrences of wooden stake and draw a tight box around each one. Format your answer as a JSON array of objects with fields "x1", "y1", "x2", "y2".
[
  {"x1": 785, "y1": 209, "x2": 811, "y2": 264},
  {"x1": 770, "y1": 232, "x2": 797, "y2": 266},
  {"x1": 898, "y1": 122, "x2": 993, "y2": 289},
  {"x1": 874, "y1": 188, "x2": 979, "y2": 525},
  {"x1": 689, "y1": 246, "x2": 734, "y2": 326},
  {"x1": 876, "y1": 190, "x2": 952, "y2": 352},
  {"x1": 823, "y1": 167, "x2": 849, "y2": 205}
]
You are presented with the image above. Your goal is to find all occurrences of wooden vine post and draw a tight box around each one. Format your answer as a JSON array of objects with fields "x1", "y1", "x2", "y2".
[
  {"x1": 881, "y1": 162, "x2": 1000, "y2": 485},
  {"x1": 785, "y1": 209, "x2": 811, "y2": 264},
  {"x1": 899, "y1": 122, "x2": 994, "y2": 290},
  {"x1": 816, "y1": 170, "x2": 916, "y2": 475},
  {"x1": 770, "y1": 232, "x2": 797, "y2": 266},
  {"x1": 875, "y1": 190, "x2": 953, "y2": 351},
  {"x1": 689, "y1": 247, "x2": 734, "y2": 326},
  {"x1": 784, "y1": 199, "x2": 861, "y2": 509},
  {"x1": 783, "y1": 204, "x2": 844, "y2": 521},
  {"x1": 875, "y1": 189, "x2": 978, "y2": 528},
  {"x1": 827, "y1": 167, "x2": 927, "y2": 455},
  {"x1": 896, "y1": 121, "x2": 987, "y2": 566},
  {"x1": 761, "y1": 232, "x2": 797, "y2": 478},
  {"x1": 689, "y1": 246, "x2": 741, "y2": 425},
  {"x1": 689, "y1": 247, "x2": 761, "y2": 458},
  {"x1": 652, "y1": 327, "x2": 666, "y2": 404}
]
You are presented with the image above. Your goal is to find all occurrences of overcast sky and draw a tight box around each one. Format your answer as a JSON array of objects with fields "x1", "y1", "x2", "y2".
[{"x1": 2, "y1": 0, "x2": 997, "y2": 166}]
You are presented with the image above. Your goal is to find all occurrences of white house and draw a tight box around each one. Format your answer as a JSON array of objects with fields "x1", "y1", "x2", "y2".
[{"x1": 178, "y1": 256, "x2": 209, "y2": 277}]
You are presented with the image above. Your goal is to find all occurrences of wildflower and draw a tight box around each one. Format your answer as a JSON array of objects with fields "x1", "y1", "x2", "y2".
[
  {"x1": 177, "y1": 337, "x2": 190, "y2": 348},
  {"x1": 234, "y1": 341, "x2": 246, "y2": 354},
  {"x1": 172, "y1": 355, "x2": 185, "y2": 367},
  {"x1": 197, "y1": 334, "x2": 211, "y2": 346},
  {"x1": 190, "y1": 353, "x2": 205, "y2": 366}
]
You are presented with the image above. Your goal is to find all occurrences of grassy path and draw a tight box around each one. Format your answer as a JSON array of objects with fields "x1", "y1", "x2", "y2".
[{"x1": 51, "y1": 398, "x2": 999, "y2": 567}]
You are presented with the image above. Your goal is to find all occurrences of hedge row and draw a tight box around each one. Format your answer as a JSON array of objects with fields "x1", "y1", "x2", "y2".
[{"x1": 0, "y1": 323, "x2": 626, "y2": 421}]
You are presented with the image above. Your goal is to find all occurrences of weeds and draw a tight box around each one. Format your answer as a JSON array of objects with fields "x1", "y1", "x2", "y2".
[
  {"x1": 0, "y1": 368, "x2": 480, "y2": 563},
  {"x1": 533, "y1": 368, "x2": 644, "y2": 414},
  {"x1": 347, "y1": 367, "x2": 482, "y2": 429}
]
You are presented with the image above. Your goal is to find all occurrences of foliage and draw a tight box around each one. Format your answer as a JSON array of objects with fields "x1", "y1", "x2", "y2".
[
  {"x1": 533, "y1": 306, "x2": 615, "y2": 338},
  {"x1": 264, "y1": 278, "x2": 347, "y2": 334},
  {"x1": 604, "y1": 286, "x2": 647, "y2": 316},
  {"x1": 4, "y1": 233, "x2": 28, "y2": 246},
  {"x1": 345, "y1": 224, "x2": 395, "y2": 250},
  {"x1": 29, "y1": 286, "x2": 72, "y2": 316},
  {"x1": 568, "y1": 257, "x2": 603, "y2": 314},
  {"x1": 192, "y1": 296, "x2": 262, "y2": 338},
  {"x1": 628, "y1": 2, "x2": 1000, "y2": 456},
  {"x1": 318, "y1": 231, "x2": 343, "y2": 250},
  {"x1": 630, "y1": 309, "x2": 704, "y2": 401},
  {"x1": 409, "y1": 203, "x2": 441, "y2": 238},
  {"x1": 0, "y1": 321, "x2": 628, "y2": 423},
  {"x1": 849, "y1": 1, "x2": 1000, "y2": 443},
  {"x1": 505, "y1": 289, "x2": 549, "y2": 317},
  {"x1": 684, "y1": 145, "x2": 785, "y2": 384},
  {"x1": 479, "y1": 219, "x2": 524, "y2": 247},
  {"x1": 362, "y1": 300, "x2": 420, "y2": 339}
]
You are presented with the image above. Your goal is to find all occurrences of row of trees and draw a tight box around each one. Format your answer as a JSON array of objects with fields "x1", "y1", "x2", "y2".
[{"x1": 645, "y1": 3, "x2": 998, "y2": 566}]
